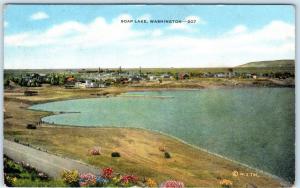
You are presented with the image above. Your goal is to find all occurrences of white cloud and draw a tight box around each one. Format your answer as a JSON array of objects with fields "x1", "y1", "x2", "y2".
[
  {"x1": 4, "y1": 17, "x2": 295, "y2": 69},
  {"x1": 30, "y1": 11, "x2": 49, "y2": 20},
  {"x1": 5, "y1": 14, "x2": 144, "y2": 48},
  {"x1": 4, "y1": 21, "x2": 8, "y2": 27},
  {"x1": 152, "y1": 29, "x2": 163, "y2": 37},
  {"x1": 229, "y1": 25, "x2": 248, "y2": 34}
]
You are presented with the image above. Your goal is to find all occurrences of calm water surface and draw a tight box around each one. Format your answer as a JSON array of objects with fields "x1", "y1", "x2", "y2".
[{"x1": 30, "y1": 88, "x2": 295, "y2": 182}]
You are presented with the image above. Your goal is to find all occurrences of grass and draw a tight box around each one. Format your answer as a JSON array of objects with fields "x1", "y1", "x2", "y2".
[{"x1": 4, "y1": 85, "x2": 285, "y2": 187}]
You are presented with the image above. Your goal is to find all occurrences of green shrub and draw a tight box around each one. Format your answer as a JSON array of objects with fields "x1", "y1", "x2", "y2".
[
  {"x1": 111, "y1": 152, "x2": 121, "y2": 157},
  {"x1": 4, "y1": 157, "x2": 66, "y2": 187},
  {"x1": 13, "y1": 138, "x2": 19, "y2": 143},
  {"x1": 26, "y1": 124, "x2": 37, "y2": 129},
  {"x1": 164, "y1": 152, "x2": 171, "y2": 159}
]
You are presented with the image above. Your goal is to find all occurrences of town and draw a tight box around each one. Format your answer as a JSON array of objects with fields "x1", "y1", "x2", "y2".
[{"x1": 4, "y1": 65, "x2": 295, "y2": 89}]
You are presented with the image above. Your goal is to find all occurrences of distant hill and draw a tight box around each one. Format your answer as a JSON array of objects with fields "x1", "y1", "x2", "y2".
[{"x1": 238, "y1": 60, "x2": 295, "y2": 68}]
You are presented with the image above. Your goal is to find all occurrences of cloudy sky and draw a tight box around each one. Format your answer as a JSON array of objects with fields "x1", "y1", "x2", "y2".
[{"x1": 4, "y1": 5, "x2": 295, "y2": 69}]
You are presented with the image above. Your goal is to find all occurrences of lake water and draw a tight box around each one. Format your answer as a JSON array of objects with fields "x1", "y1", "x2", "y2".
[{"x1": 30, "y1": 88, "x2": 295, "y2": 182}]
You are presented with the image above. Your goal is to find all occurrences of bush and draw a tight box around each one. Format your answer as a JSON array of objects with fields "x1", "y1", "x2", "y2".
[
  {"x1": 61, "y1": 170, "x2": 79, "y2": 186},
  {"x1": 89, "y1": 147, "x2": 101, "y2": 155},
  {"x1": 13, "y1": 138, "x2": 19, "y2": 143},
  {"x1": 160, "y1": 180, "x2": 185, "y2": 188},
  {"x1": 26, "y1": 124, "x2": 37, "y2": 129},
  {"x1": 79, "y1": 173, "x2": 96, "y2": 187},
  {"x1": 146, "y1": 178, "x2": 157, "y2": 187},
  {"x1": 164, "y1": 152, "x2": 171, "y2": 159},
  {"x1": 96, "y1": 176, "x2": 109, "y2": 186},
  {"x1": 101, "y1": 167, "x2": 113, "y2": 179},
  {"x1": 111, "y1": 152, "x2": 121, "y2": 157},
  {"x1": 120, "y1": 175, "x2": 138, "y2": 186},
  {"x1": 4, "y1": 157, "x2": 66, "y2": 187}
]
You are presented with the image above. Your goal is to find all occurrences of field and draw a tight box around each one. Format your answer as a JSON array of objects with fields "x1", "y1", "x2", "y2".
[{"x1": 4, "y1": 85, "x2": 287, "y2": 187}]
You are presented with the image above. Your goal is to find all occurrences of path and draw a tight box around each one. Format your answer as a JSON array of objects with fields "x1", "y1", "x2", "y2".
[{"x1": 4, "y1": 139, "x2": 99, "y2": 178}]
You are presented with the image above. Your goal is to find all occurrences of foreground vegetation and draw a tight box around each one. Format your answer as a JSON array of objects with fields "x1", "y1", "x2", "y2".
[
  {"x1": 4, "y1": 85, "x2": 286, "y2": 187},
  {"x1": 4, "y1": 156, "x2": 66, "y2": 187},
  {"x1": 5, "y1": 156, "x2": 187, "y2": 188}
]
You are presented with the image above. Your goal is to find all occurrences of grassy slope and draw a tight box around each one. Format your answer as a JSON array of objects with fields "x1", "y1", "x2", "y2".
[
  {"x1": 4, "y1": 86, "x2": 284, "y2": 187},
  {"x1": 238, "y1": 59, "x2": 295, "y2": 68}
]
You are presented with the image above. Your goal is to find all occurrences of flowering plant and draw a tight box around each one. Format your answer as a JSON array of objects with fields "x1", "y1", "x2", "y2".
[
  {"x1": 89, "y1": 147, "x2": 101, "y2": 155},
  {"x1": 219, "y1": 179, "x2": 233, "y2": 188},
  {"x1": 101, "y1": 167, "x2": 113, "y2": 179},
  {"x1": 61, "y1": 169, "x2": 79, "y2": 186},
  {"x1": 120, "y1": 175, "x2": 138, "y2": 185},
  {"x1": 112, "y1": 175, "x2": 122, "y2": 185},
  {"x1": 96, "y1": 176, "x2": 109, "y2": 186},
  {"x1": 4, "y1": 175, "x2": 17, "y2": 186},
  {"x1": 146, "y1": 178, "x2": 157, "y2": 187},
  {"x1": 79, "y1": 173, "x2": 97, "y2": 187},
  {"x1": 160, "y1": 180, "x2": 185, "y2": 188}
]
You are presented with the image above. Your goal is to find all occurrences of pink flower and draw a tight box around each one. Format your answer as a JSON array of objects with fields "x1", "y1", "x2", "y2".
[
  {"x1": 160, "y1": 180, "x2": 185, "y2": 188},
  {"x1": 79, "y1": 173, "x2": 96, "y2": 186},
  {"x1": 89, "y1": 147, "x2": 101, "y2": 155},
  {"x1": 121, "y1": 175, "x2": 138, "y2": 184}
]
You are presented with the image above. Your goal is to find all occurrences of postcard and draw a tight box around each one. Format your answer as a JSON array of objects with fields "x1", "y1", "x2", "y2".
[{"x1": 3, "y1": 4, "x2": 295, "y2": 187}]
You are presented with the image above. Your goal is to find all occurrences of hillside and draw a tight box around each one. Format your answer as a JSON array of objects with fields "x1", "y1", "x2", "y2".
[{"x1": 238, "y1": 60, "x2": 295, "y2": 68}]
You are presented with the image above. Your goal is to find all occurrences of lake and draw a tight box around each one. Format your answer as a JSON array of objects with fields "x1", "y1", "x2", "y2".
[{"x1": 29, "y1": 88, "x2": 295, "y2": 182}]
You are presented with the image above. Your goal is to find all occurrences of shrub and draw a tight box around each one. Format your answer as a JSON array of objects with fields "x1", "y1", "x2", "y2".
[
  {"x1": 111, "y1": 152, "x2": 121, "y2": 157},
  {"x1": 26, "y1": 124, "x2": 36, "y2": 129},
  {"x1": 111, "y1": 175, "x2": 122, "y2": 185},
  {"x1": 164, "y1": 152, "x2": 171, "y2": 159},
  {"x1": 61, "y1": 170, "x2": 79, "y2": 186},
  {"x1": 95, "y1": 176, "x2": 109, "y2": 186},
  {"x1": 79, "y1": 173, "x2": 96, "y2": 187},
  {"x1": 38, "y1": 172, "x2": 49, "y2": 180},
  {"x1": 13, "y1": 138, "x2": 19, "y2": 143},
  {"x1": 146, "y1": 178, "x2": 157, "y2": 187},
  {"x1": 89, "y1": 147, "x2": 101, "y2": 155},
  {"x1": 101, "y1": 167, "x2": 113, "y2": 179},
  {"x1": 160, "y1": 180, "x2": 185, "y2": 188},
  {"x1": 4, "y1": 175, "x2": 17, "y2": 186},
  {"x1": 4, "y1": 157, "x2": 66, "y2": 187},
  {"x1": 120, "y1": 175, "x2": 138, "y2": 186}
]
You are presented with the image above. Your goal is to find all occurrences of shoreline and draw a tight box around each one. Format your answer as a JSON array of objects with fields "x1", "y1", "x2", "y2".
[
  {"x1": 4, "y1": 85, "x2": 294, "y2": 187},
  {"x1": 26, "y1": 88, "x2": 293, "y2": 186}
]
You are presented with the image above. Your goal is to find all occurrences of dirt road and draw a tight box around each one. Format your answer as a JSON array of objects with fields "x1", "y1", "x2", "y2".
[{"x1": 4, "y1": 139, "x2": 100, "y2": 178}]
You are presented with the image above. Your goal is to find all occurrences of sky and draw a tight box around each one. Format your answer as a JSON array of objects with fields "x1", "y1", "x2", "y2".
[{"x1": 4, "y1": 5, "x2": 295, "y2": 69}]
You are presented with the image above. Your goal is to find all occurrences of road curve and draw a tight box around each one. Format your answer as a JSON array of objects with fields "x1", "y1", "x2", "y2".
[{"x1": 4, "y1": 139, "x2": 99, "y2": 178}]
